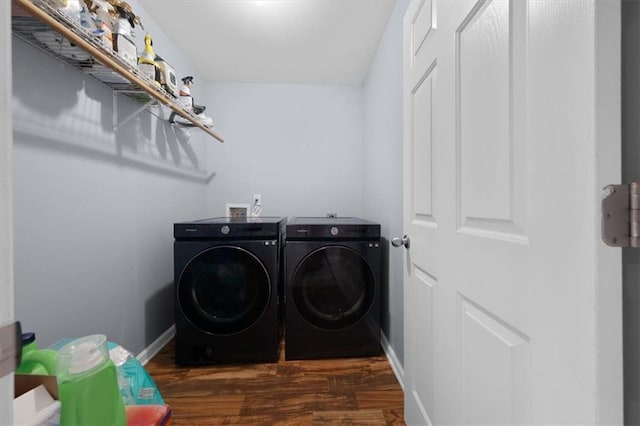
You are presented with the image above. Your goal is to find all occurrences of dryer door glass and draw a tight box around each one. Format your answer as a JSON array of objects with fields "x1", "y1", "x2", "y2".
[
  {"x1": 177, "y1": 246, "x2": 271, "y2": 335},
  {"x1": 292, "y1": 246, "x2": 375, "y2": 330}
]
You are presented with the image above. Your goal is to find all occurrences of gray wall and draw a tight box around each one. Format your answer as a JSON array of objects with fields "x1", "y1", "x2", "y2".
[
  {"x1": 622, "y1": 0, "x2": 640, "y2": 422},
  {"x1": 362, "y1": 0, "x2": 408, "y2": 366},
  {"x1": 11, "y1": 2, "x2": 210, "y2": 354},
  {"x1": 203, "y1": 82, "x2": 363, "y2": 218}
]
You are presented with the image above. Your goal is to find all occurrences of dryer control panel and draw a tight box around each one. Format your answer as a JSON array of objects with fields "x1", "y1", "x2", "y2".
[{"x1": 286, "y1": 217, "x2": 380, "y2": 240}]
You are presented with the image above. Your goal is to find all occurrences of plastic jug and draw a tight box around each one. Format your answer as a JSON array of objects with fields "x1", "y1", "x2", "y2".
[
  {"x1": 16, "y1": 332, "x2": 57, "y2": 375},
  {"x1": 56, "y1": 334, "x2": 125, "y2": 426}
]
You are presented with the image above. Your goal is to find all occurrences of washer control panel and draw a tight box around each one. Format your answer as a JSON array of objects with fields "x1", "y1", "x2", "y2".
[{"x1": 174, "y1": 217, "x2": 286, "y2": 239}]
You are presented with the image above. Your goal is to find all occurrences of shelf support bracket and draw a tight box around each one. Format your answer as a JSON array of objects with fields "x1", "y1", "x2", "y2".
[{"x1": 112, "y1": 91, "x2": 156, "y2": 131}]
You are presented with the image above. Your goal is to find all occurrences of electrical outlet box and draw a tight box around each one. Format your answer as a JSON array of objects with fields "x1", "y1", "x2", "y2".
[{"x1": 253, "y1": 193, "x2": 262, "y2": 206}]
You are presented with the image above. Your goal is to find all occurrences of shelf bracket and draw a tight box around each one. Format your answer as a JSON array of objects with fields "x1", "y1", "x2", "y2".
[{"x1": 112, "y1": 91, "x2": 156, "y2": 131}]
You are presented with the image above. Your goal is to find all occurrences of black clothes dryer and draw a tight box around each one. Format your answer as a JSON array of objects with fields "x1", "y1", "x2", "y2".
[
  {"x1": 285, "y1": 217, "x2": 382, "y2": 360},
  {"x1": 173, "y1": 217, "x2": 286, "y2": 365}
]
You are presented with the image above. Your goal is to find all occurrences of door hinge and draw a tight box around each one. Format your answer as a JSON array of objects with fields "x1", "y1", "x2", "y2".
[{"x1": 602, "y1": 183, "x2": 640, "y2": 247}]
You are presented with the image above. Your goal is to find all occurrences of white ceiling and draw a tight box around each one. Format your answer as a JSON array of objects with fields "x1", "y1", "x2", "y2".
[{"x1": 136, "y1": 0, "x2": 397, "y2": 85}]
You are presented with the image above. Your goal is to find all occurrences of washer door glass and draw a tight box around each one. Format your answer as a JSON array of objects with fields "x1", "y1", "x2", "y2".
[
  {"x1": 177, "y1": 246, "x2": 271, "y2": 335},
  {"x1": 292, "y1": 246, "x2": 375, "y2": 330}
]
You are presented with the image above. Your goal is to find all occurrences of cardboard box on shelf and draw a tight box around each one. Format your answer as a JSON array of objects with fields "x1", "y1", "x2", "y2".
[{"x1": 14, "y1": 374, "x2": 60, "y2": 426}]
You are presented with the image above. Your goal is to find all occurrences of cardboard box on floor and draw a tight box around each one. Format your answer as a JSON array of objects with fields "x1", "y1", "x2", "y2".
[{"x1": 14, "y1": 374, "x2": 60, "y2": 426}]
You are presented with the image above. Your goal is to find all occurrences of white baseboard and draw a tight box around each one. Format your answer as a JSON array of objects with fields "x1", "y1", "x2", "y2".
[
  {"x1": 381, "y1": 331, "x2": 405, "y2": 391},
  {"x1": 137, "y1": 325, "x2": 175, "y2": 366}
]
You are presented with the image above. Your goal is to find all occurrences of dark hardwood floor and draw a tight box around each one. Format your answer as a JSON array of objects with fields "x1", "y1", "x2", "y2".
[{"x1": 145, "y1": 339, "x2": 405, "y2": 425}]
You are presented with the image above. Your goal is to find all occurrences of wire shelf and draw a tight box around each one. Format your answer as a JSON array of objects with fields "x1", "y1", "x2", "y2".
[{"x1": 11, "y1": 0, "x2": 224, "y2": 143}]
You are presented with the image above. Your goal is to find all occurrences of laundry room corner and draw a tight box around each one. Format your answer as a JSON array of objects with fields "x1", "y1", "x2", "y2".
[
  {"x1": 362, "y1": 0, "x2": 409, "y2": 375},
  {"x1": 11, "y1": 0, "x2": 214, "y2": 355}
]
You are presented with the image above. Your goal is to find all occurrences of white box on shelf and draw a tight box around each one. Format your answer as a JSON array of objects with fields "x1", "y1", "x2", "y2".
[
  {"x1": 179, "y1": 95, "x2": 193, "y2": 111},
  {"x1": 113, "y1": 34, "x2": 137, "y2": 69},
  {"x1": 14, "y1": 381, "x2": 61, "y2": 426},
  {"x1": 226, "y1": 203, "x2": 250, "y2": 219}
]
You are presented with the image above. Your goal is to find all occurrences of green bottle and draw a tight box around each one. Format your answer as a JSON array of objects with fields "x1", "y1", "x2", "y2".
[
  {"x1": 56, "y1": 335, "x2": 125, "y2": 426},
  {"x1": 16, "y1": 332, "x2": 57, "y2": 375}
]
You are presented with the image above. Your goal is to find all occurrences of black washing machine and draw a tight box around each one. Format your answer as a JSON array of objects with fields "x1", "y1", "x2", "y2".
[
  {"x1": 285, "y1": 217, "x2": 382, "y2": 360},
  {"x1": 173, "y1": 217, "x2": 286, "y2": 365}
]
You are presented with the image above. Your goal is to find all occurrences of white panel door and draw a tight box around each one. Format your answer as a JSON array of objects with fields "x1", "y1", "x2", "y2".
[{"x1": 402, "y1": 0, "x2": 622, "y2": 424}]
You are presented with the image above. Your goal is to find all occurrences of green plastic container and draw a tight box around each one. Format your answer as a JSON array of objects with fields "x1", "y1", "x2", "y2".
[
  {"x1": 56, "y1": 334, "x2": 125, "y2": 426},
  {"x1": 16, "y1": 332, "x2": 57, "y2": 375}
]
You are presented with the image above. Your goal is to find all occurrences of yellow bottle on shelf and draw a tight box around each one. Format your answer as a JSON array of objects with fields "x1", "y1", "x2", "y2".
[{"x1": 138, "y1": 33, "x2": 160, "y2": 87}]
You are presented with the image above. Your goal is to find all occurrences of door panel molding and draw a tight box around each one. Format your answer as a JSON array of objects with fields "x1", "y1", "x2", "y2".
[
  {"x1": 410, "y1": 265, "x2": 436, "y2": 425},
  {"x1": 411, "y1": 60, "x2": 437, "y2": 225},
  {"x1": 412, "y1": 0, "x2": 436, "y2": 58},
  {"x1": 459, "y1": 295, "x2": 530, "y2": 424},
  {"x1": 455, "y1": 0, "x2": 528, "y2": 244}
]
